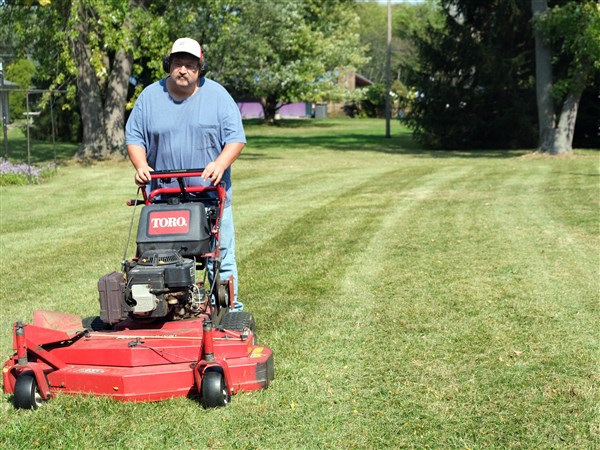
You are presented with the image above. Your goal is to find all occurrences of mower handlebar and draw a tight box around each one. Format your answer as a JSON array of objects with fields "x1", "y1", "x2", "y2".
[
  {"x1": 130, "y1": 168, "x2": 227, "y2": 206},
  {"x1": 149, "y1": 168, "x2": 206, "y2": 178}
]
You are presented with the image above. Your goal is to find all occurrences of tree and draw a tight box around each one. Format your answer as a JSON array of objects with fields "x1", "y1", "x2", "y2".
[
  {"x1": 208, "y1": 0, "x2": 367, "y2": 123},
  {"x1": 2, "y1": 0, "x2": 130, "y2": 158},
  {"x1": 404, "y1": 0, "x2": 538, "y2": 149},
  {"x1": 0, "y1": 0, "x2": 173, "y2": 159},
  {"x1": 2, "y1": 0, "x2": 367, "y2": 156},
  {"x1": 531, "y1": 0, "x2": 600, "y2": 154},
  {"x1": 403, "y1": 0, "x2": 599, "y2": 151}
]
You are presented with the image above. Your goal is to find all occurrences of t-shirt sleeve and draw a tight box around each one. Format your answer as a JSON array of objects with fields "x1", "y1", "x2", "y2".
[
  {"x1": 125, "y1": 97, "x2": 147, "y2": 148},
  {"x1": 220, "y1": 93, "x2": 246, "y2": 146}
]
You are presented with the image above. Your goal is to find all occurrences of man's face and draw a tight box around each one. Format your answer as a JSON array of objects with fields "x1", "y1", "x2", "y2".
[{"x1": 169, "y1": 54, "x2": 200, "y2": 88}]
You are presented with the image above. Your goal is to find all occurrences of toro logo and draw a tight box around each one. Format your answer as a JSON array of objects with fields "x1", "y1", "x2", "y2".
[{"x1": 148, "y1": 210, "x2": 190, "y2": 235}]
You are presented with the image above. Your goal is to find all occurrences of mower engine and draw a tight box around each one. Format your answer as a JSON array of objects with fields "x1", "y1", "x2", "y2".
[
  {"x1": 99, "y1": 197, "x2": 215, "y2": 325},
  {"x1": 125, "y1": 249, "x2": 202, "y2": 319}
]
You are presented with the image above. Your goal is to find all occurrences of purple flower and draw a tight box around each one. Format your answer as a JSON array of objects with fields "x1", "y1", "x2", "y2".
[{"x1": 0, "y1": 158, "x2": 56, "y2": 184}]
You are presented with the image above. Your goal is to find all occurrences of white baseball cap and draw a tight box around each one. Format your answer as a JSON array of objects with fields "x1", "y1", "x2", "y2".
[{"x1": 169, "y1": 38, "x2": 202, "y2": 59}]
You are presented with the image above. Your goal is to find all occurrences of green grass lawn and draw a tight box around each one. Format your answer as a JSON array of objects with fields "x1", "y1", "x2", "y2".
[{"x1": 0, "y1": 118, "x2": 598, "y2": 449}]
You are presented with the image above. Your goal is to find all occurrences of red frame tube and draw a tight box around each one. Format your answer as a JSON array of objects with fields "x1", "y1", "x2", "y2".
[{"x1": 141, "y1": 170, "x2": 226, "y2": 207}]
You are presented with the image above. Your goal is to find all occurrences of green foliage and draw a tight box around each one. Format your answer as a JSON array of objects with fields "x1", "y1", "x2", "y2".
[
  {"x1": 403, "y1": 0, "x2": 599, "y2": 150},
  {"x1": 345, "y1": 80, "x2": 410, "y2": 118},
  {"x1": 0, "y1": 158, "x2": 57, "y2": 185},
  {"x1": 5, "y1": 58, "x2": 35, "y2": 120},
  {"x1": 404, "y1": 0, "x2": 539, "y2": 149},
  {"x1": 356, "y1": 0, "x2": 442, "y2": 84},
  {"x1": 207, "y1": 0, "x2": 367, "y2": 122},
  {"x1": 362, "y1": 84, "x2": 387, "y2": 117},
  {"x1": 534, "y1": 0, "x2": 600, "y2": 99},
  {"x1": 29, "y1": 93, "x2": 82, "y2": 143},
  {"x1": 1, "y1": 0, "x2": 369, "y2": 136}
]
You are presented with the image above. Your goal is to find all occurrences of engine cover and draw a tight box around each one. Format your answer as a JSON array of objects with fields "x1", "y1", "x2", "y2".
[{"x1": 136, "y1": 202, "x2": 211, "y2": 259}]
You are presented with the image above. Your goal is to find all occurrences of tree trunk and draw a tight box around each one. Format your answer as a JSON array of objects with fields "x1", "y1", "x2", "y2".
[
  {"x1": 530, "y1": 0, "x2": 587, "y2": 155},
  {"x1": 260, "y1": 95, "x2": 279, "y2": 124},
  {"x1": 103, "y1": 48, "x2": 133, "y2": 154},
  {"x1": 531, "y1": 0, "x2": 558, "y2": 152},
  {"x1": 552, "y1": 79, "x2": 585, "y2": 154},
  {"x1": 70, "y1": 4, "x2": 108, "y2": 159}
]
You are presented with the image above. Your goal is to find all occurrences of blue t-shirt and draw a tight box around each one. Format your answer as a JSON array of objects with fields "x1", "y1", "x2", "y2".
[{"x1": 125, "y1": 77, "x2": 246, "y2": 206}]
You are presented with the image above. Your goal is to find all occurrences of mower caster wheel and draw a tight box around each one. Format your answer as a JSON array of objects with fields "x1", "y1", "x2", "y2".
[
  {"x1": 13, "y1": 373, "x2": 44, "y2": 410},
  {"x1": 201, "y1": 370, "x2": 230, "y2": 408}
]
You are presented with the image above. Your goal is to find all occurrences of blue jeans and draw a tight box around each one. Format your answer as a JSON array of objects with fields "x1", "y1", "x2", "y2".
[{"x1": 208, "y1": 205, "x2": 239, "y2": 306}]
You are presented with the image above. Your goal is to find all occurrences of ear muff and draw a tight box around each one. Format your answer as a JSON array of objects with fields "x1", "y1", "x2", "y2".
[
  {"x1": 162, "y1": 56, "x2": 171, "y2": 73},
  {"x1": 198, "y1": 59, "x2": 207, "y2": 77},
  {"x1": 162, "y1": 56, "x2": 208, "y2": 77}
]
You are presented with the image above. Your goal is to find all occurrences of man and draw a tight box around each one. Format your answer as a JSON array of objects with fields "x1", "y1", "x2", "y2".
[{"x1": 125, "y1": 37, "x2": 245, "y2": 310}]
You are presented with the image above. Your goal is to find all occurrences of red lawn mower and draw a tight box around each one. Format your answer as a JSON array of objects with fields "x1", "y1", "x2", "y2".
[{"x1": 3, "y1": 169, "x2": 274, "y2": 409}]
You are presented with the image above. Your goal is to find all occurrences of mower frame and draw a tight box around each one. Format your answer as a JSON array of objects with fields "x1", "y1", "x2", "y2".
[{"x1": 3, "y1": 169, "x2": 273, "y2": 409}]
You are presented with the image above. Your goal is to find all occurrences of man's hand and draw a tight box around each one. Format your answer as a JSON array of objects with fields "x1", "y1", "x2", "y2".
[
  {"x1": 202, "y1": 161, "x2": 227, "y2": 185},
  {"x1": 201, "y1": 142, "x2": 244, "y2": 186},
  {"x1": 135, "y1": 165, "x2": 153, "y2": 186}
]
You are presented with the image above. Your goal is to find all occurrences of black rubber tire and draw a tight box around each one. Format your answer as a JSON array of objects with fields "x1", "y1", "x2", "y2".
[
  {"x1": 13, "y1": 373, "x2": 43, "y2": 410},
  {"x1": 218, "y1": 311, "x2": 257, "y2": 344},
  {"x1": 201, "y1": 370, "x2": 229, "y2": 408},
  {"x1": 217, "y1": 283, "x2": 229, "y2": 308}
]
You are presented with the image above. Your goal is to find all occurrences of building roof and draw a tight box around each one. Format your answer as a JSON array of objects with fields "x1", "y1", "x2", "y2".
[
  {"x1": 355, "y1": 73, "x2": 373, "y2": 87},
  {"x1": 0, "y1": 79, "x2": 20, "y2": 90}
]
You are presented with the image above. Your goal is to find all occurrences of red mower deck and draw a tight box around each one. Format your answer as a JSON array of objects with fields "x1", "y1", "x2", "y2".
[{"x1": 3, "y1": 311, "x2": 273, "y2": 404}]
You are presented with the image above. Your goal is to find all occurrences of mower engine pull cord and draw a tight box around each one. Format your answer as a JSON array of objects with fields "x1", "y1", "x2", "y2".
[{"x1": 122, "y1": 186, "x2": 141, "y2": 271}]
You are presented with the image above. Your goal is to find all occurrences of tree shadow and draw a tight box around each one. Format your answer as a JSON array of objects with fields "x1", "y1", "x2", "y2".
[
  {"x1": 244, "y1": 118, "x2": 339, "y2": 129},
  {"x1": 245, "y1": 129, "x2": 529, "y2": 159}
]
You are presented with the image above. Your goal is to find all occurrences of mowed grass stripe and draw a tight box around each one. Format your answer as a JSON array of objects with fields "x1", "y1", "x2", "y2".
[
  {"x1": 326, "y1": 158, "x2": 599, "y2": 448},
  {"x1": 234, "y1": 163, "x2": 471, "y2": 447},
  {"x1": 487, "y1": 161, "x2": 598, "y2": 446},
  {"x1": 234, "y1": 151, "x2": 427, "y2": 254},
  {"x1": 480, "y1": 160, "x2": 598, "y2": 448},
  {"x1": 240, "y1": 163, "x2": 436, "y2": 348},
  {"x1": 239, "y1": 162, "x2": 439, "y2": 311},
  {"x1": 310, "y1": 164, "x2": 476, "y2": 448}
]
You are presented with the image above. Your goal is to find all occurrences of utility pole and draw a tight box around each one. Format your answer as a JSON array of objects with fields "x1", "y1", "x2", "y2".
[
  {"x1": 385, "y1": 0, "x2": 392, "y2": 138},
  {"x1": 0, "y1": 61, "x2": 8, "y2": 158}
]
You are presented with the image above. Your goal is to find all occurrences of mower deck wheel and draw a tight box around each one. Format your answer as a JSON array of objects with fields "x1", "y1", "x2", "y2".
[
  {"x1": 13, "y1": 373, "x2": 44, "y2": 409},
  {"x1": 201, "y1": 370, "x2": 230, "y2": 408}
]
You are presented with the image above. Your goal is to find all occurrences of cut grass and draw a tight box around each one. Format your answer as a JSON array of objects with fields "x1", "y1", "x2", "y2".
[{"x1": 0, "y1": 118, "x2": 598, "y2": 449}]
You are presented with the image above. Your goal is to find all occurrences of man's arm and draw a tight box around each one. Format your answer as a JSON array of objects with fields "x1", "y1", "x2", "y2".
[
  {"x1": 202, "y1": 142, "x2": 245, "y2": 185},
  {"x1": 127, "y1": 144, "x2": 154, "y2": 186}
]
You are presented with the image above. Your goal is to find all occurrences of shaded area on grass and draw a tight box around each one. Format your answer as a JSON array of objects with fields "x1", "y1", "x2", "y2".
[
  {"x1": 1, "y1": 124, "x2": 79, "y2": 164},
  {"x1": 243, "y1": 118, "x2": 532, "y2": 158}
]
